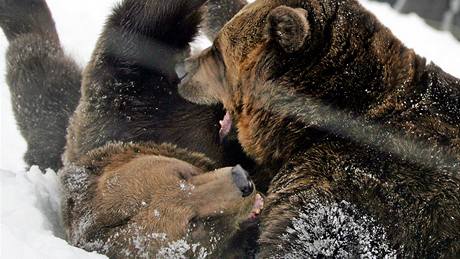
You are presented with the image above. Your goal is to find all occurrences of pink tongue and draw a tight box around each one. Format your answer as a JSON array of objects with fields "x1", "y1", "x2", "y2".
[
  {"x1": 219, "y1": 112, "x2": 232, "y2": 142},
  {"x1": 249, "y1": 194, "x2": 264, "y2": 220}
]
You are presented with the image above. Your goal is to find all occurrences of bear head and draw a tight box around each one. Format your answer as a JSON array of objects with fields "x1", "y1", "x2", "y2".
[{"x1": 179, "y1": 0, "x2": 417, "y2": 163}]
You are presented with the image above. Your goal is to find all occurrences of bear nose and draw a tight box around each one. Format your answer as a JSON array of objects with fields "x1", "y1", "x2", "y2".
[{"x1": 231, "y1": 165, "x2": 254, "y2": 197}]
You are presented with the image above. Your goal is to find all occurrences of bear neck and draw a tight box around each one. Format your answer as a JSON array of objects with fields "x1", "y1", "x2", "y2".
[
  {"x1": 231, "y1": 38, "x2": 428, "y2": 173},
  {"x1": 232, "y1": 91, "x2": 329, "y2": 170}
]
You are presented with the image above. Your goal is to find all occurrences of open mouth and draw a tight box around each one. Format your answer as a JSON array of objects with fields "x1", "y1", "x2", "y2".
[
  {"x1": 219, "y1": 111, "x2": 233, "y2": 142},
  {"x1": 176, "y1": 62, "x2": 232, "y2": 143},
  {"x1": 248, "y1": 193, "x2": 264, "y2": 221}
]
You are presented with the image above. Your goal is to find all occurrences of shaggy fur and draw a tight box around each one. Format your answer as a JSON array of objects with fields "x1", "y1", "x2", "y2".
[
  {"x1": 1, "y1": 0, "x2": 259, "y2": 257},
  {"x1": 63, "y1": 0, "x2": 245, "y2": 167},
  {"x1": 0, "y1": 0, "x2": 249, "y2": 171},
  {"x1": 61, "y1": 142, "x2": 258, "y2": 258},
  {"x1": 0, "y1": 0, "x2": 81, "y2": 170},
  {"x1": 180, "y1": 0, "x2": 460, "y2": 257}
]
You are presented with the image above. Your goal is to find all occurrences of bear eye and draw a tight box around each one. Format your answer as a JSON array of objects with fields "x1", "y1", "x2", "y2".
[
  {"x1": 176, "y1": 169, "x2": 194, "y2": 180},
  {"x1": 211, "y1": 44, "x2": 224, "y2": 64}
]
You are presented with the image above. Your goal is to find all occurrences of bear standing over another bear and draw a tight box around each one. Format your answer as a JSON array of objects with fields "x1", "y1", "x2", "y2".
[{"x1": 180, "y1": 0, "x2": 460, "y2": 257}]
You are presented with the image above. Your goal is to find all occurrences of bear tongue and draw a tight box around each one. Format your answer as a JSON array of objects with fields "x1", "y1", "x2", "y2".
[
  {"x1": 248, "y1": 194, "x2": 264, "y2": 220},
  {"x1": 219, "y1": 111, "x2": 232, "y2": 142}
]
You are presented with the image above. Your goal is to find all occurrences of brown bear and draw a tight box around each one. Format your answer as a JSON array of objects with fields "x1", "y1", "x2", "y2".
[
  {"x1": 1, "y1": 0, "x2": 263, "y2": 257},
  {"x1": 179, "y1": 0, "x2": 460, "y2": 257},
  {"x1": 61, "y1": 142, "x2": 262, "y2": 258},
  {"x1": 0, "y1": 0, "x2": 250, "y2": 172}
]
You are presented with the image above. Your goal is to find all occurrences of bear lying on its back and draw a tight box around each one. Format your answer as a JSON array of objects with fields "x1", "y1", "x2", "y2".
[{"x1": 180, "y1": 0, "x2": 460, "y2": 257}]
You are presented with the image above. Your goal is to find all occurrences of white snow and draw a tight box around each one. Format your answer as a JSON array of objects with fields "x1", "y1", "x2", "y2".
[
  {"x1": 0, "y1": 0, "x2": 460, "y2": 258},
  {"x1": 361, "y1": 0, "x2": 460, "y2": 76},
  {"x1": 0, "y1": 2, "x2": 118, "y2": 258},
  {"x1": 1, "y1": 167, "x2": 106, "y2": 259},
  {"x1": 279, "y1": 199, "x2": 395, "y2": 258},
  {"x1": 0, "y1": 0, "x2": 120, "y2": 172}
]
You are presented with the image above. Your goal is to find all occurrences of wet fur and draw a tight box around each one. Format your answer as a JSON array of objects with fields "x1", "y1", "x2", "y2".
[
  {"x1": 181, "y1": 0, "x2": 460, "y2": 257},
  {"x1": 1, "y1": 0, "x2": 256, "y2": 257},
  {"x1": 203, "y1": 0, "x2": 247, "y2": 40}
]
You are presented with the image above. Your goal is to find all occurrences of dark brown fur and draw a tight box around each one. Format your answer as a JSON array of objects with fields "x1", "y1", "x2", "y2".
[
  {"x1": 180, "y1": 0, "x2": 460, "y2": 257},
  {"x1": 60, "y1": 0, "x2": 260, "y2": 257},
  {"x1": 1, "y1": 0, "x2": 259, "y2": 257},
  {"x1": 1, "y1": 0, "x2": 81, "y2": 170},
  {"x1": 64, "y1": 0, "x2": 227, "y2": 165}
]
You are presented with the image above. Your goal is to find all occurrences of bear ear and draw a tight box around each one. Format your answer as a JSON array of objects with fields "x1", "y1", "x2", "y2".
[{"x1": 267, "y1": 6, "x2": 310, "y2": 53}]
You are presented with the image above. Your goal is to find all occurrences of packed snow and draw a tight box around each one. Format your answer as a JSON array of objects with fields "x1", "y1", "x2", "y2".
[
  {"x1": 1, "y1": 167, "x2": 106, "y2": 258},
  {"x1": 0, "y1": 0, "x2": 459, "y2": 258}
]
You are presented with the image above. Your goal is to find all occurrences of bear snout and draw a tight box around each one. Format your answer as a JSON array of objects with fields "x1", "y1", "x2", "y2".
[{"x1": 178, "y1": 57, "x2": 198, "y2": 84}]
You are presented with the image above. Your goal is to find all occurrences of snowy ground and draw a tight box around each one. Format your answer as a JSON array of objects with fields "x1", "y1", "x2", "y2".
[{"x1": 0, "y1": 0, "x2": 459, "y2": 258}]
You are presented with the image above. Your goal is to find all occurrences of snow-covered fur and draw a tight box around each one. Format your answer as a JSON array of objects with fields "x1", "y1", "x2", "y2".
[
  {"x1": 203, "y1": 0, "x2": 247, "y2": 40},
  {"x1": 63, "y1": 0, "x2": 249, "y2": 168},
  {"x1": 0, "y1": 0, "x2": 81, "y2": 170},
  {"x1": 1, "y1": 0, "x2": 261, "y2": 258},
  {"x1": 180, "y1": 0, "x2": 460, "y2": 257},
  {"x1": 61, "y1": 142, "x2": 258, "y2": 258}
]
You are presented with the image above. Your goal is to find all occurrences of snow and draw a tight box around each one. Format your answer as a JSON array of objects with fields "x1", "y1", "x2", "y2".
[
  {"x1": 156, "y1": 239, "x2": 209, "y2": 259},
  {"x1": 361, "y1": 0, "x2": 460, "y2": 76},
  {"x1": 1, "y1": 167, "x2": 105, "y2": 259},
  {"x1": 0, "y1": 0, "x2": 119, "y2": 172},
  {"x1": 278, "y1": 199, "x2": 395, "y2": 258},
  {"x1": 0, "y1": 0, "x2": 459, "y2": 258},
  {"x1": 0, "y1": 2, "x2": 118, "y2": 257}
]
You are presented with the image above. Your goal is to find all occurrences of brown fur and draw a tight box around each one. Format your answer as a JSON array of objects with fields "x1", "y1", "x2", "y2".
[
  {"x1": 58, "y1": 0, "x2": 259, "y2": 258},
  {"x1": 180, "y1": 0, "x2": 460, "y2": 257},
  {"x1": 61, "y1": 142, "x2": 257, "y2": 258},
  {"x1": 2, "y1": 0, "x2": 259, "y2": 257},
  {"x1": 62, "y1": 0, "x2": 250, "y2": 168}
]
